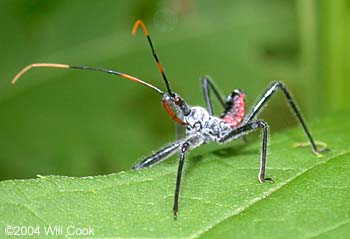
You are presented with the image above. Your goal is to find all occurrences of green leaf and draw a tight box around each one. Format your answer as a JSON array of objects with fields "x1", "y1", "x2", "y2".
[{"x1": 1, "y1": 111, "x2": 349, "y2": 238}]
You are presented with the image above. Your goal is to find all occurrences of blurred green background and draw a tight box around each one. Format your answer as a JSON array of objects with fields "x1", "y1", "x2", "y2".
[{"x1": 0, "y1": 0, "x2": 348, "y2": 180}]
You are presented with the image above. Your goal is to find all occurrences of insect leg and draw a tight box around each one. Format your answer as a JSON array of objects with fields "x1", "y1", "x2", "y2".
[
  {"x1": 173, "y1": 142, "x2": 190, "y2": 220},
  {"x1": 201, "y1": 76, "x2": 225, "y2": 115},
  {"x1": 132, "y1": 140, "x2": 183, "y2": 170},
  {"x1": 219, "y1": 121, "x2": 274, "y2": 183},
  {"x1": 244, "y1": 81, "x2": 327, "y2": 154}
]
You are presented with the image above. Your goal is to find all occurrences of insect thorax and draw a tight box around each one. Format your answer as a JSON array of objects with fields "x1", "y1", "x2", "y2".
[{"x1": 184, "y1": 106, "x2": 232, "y2": 142}]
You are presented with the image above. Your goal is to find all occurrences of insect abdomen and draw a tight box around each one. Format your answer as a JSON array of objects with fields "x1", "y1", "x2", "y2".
[{"x1": 221, "y1": 90, "x2": 245, "y2": 128}]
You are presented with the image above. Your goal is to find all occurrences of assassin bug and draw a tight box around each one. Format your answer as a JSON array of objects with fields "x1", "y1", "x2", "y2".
[{"x1": 11, "y1": 20, "x2": 328, "y2": 219}]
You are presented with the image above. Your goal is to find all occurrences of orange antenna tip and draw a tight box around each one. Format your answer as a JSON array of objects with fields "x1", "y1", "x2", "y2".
[{"x1": 131, "y1": 19, "x2": 149, "y2": 36}]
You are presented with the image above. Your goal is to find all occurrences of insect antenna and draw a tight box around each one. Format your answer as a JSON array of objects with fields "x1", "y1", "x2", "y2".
[
  {"x1": 132, "y1": 20, "x2": 173, "y2": 95},
  {"x1": 11, "y1": 63, "x2": 164, "y2": 95}
]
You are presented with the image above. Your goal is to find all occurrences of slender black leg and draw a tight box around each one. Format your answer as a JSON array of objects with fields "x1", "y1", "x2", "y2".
[
  {"x1": 244, "y1": 81, "x2": 327, "y2": 154},
  {"x1": 219, "y1": 121, "x2": 274, "y2": 183},
  {"x1": 173, "y1": 142, "x2": 190, "y2": 220},
  {"x1": 132, "y1": 140, "x2": 183, "y2": 170},
  {"x1": 201, "y1": 76, "x2": 225, "y2": 115}
]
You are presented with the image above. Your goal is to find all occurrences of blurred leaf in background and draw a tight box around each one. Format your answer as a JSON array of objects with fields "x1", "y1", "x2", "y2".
[{"x1": 0, "y1": 0, "x2": 348, "y2": 180}]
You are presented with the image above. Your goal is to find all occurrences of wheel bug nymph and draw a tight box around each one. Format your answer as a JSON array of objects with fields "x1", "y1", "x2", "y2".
[{"x1": 11, "y1": 20, "x2": 328, "y2": 219}]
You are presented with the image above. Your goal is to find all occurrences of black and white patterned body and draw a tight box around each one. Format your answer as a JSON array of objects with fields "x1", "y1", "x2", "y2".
[{"x1": 184, "y1": 106, "x2": 232, "y2": 143}]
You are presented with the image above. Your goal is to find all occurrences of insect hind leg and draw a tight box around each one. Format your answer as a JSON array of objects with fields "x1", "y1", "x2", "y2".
[{"x1": 244, "y1": 81, "x2": 328, "y2": 154}]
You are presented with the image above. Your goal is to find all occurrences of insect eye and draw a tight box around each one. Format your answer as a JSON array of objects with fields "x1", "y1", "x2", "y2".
[{"x1": 174, "y1": 97, "x2": 181, "y2": 105}]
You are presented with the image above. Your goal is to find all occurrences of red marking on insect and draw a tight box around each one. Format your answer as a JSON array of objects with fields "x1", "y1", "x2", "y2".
[
  {"x1": 221, "y1": 92, "x2": 246, "y2": 128},
  {"x1": 162, "y1": 101, "x2": 187, "y2": 125}
]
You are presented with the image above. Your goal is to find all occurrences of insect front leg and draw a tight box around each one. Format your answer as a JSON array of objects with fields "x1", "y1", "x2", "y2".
[
  {"x1": 173, "y1": 142, "x2": 190, "y2": 220},
  {"x1": 244, "y1": 81, "x2": 328, "y2": 155},
  {"x1": 219, "y1": 121, "x2": 274, "y2": 183},
  {"x1": 132, "y1": 140, "x2": 183, "y2": 170},
  {"x1": 172, "y1": 134, "x2": 204, "y2": 219}
]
